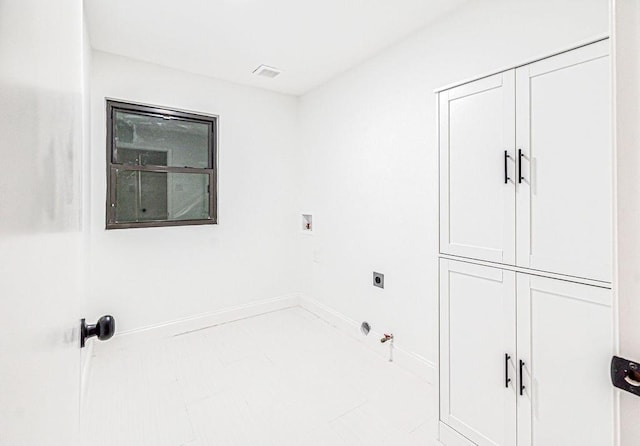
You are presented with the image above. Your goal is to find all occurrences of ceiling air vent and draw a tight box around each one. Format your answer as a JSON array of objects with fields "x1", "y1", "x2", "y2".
[{"x1": 253, "y1": 65, "x2": 281, "y2": 79}]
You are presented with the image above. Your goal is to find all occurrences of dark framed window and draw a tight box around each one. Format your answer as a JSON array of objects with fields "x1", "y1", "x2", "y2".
[{"x1": 106, "y1": 100, "x2": 217, "y2": 229}]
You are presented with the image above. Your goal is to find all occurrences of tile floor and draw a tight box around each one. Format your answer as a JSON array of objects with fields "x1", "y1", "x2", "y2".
[{"x1": 83, "y1": 307, "x2": 436, "y2": 446}]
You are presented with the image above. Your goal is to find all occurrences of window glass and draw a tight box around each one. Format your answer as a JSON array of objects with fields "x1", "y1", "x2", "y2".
[
  {"x1": 114, "y1": 170, "x2": 210, "y2": 223},
  {"x1": 113, "y1": 111, "x2": 210, "y2": 169}
]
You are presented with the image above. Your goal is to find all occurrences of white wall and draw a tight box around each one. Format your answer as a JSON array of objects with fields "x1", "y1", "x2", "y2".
[
  {"x1": 88, "y1": 52, "x2": 303, "y2": 333},
  {"x1": 0, "y1": 0, "x2": 85, "y2": 444},
  {"x1": 612, "y1": 0, "x2": 640, "y2": 443},
  {"x1": 298, "y1": 0, "x2": 609, "y2": 364}
]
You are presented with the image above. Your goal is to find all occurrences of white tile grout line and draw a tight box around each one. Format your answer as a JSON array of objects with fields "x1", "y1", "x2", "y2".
[
  {"x1": 173, "y1": 307, "x2": 299, "y2": 337},
  {"x1": 327, "y1": 401, "x2": 368, "y2": 423}
]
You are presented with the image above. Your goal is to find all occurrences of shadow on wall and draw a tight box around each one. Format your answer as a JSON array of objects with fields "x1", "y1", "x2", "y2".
[{"x1": 0, "y1": 83, "x2": 82, "y2": 235}]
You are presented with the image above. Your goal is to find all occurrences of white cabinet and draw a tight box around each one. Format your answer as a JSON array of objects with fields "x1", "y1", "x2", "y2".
[
  {"x1": 439, "y1": 259, "x2": 614, "y2": 446},
  {"x1": 438, "y1": 39, "x2": 614, "y2": 446},
  {"x1": 515, "y1": 41, "x2": 611, "y2": 282},
  {"x1": 439, "y1": 40, "x2": 611, "y2": 283},
  {"x1": 439, "y1": 71, "x2": 516, "y2": 265}
]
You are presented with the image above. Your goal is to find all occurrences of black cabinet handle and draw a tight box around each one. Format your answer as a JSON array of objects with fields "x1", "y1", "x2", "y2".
[
  {"x1": 504, "y1": 150, "x2": 511, "y2": 184},
  {"x1": 519, "y1": 359, "x2": 526, "y2": 395},
  {"x1": 518, "y1": 149, "x2": 524, "y2": 184},
  {"x1": 505, "y1": 354, "x2": 511, "y2": 388}
]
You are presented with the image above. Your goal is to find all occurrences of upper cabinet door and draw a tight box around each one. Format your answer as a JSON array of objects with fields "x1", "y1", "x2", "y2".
[
  {"x1": 440, "y1": 71, "x2": 516, "y2": 265},
  {"x1": 515, "y1": 40, "x2": 611, "y2": 282}
]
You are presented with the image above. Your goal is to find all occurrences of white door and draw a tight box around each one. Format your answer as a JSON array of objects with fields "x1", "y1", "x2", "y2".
[
  {"x1": 439, "y1": 259, "x2": 516, "y2": 446},
  {"x1": 516, "y1": 274, "x2": 613, "y2": 446},
  {"x1": 0, "y1": 1, "x2": 84, "y2": 445},
  {"x1": 612, "y1": 2, "x2": 640, "y2": 444},
  {"x1": 515, "y1": 40, "x2": 611, "y2": 282},
  {"x1": 439, "y1": 71, "x2": 516, "y2": 265}
]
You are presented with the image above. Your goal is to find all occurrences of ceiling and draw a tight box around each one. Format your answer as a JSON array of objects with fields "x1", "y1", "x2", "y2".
[{"x1": 84, "y1": 0, "x2": 468, "y2": 96}]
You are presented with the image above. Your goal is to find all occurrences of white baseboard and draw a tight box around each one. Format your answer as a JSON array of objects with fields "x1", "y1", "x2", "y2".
[
  {"x1": 299, "y1": 295, "x2": 437, "y2": 384},
  {"x1": 101, "y1": 293, "x2": 301, "y2": 348}
]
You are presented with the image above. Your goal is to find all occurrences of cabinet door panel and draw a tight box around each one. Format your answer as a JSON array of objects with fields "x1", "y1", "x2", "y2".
[
  {"x1": 440, "y1": 72, "x2": 516, "y2": 264},
  {"x1": 515, "y1": 40, "x2": 611, "y2": 282},
  {"x1": 440, "y1": 259, "x2": 516, "y2": 446},
  {"x1": 516, "y1": 274, "x2": 613, "y2": 446}
]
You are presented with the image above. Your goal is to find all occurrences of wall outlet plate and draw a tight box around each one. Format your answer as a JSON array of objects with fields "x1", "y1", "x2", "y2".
[
  {"x1": 373, "y1": 272, "x2": 384, "y2": 289},
  {"x1": 301, "y1": 213, "x2": 313, "y2": 233}
]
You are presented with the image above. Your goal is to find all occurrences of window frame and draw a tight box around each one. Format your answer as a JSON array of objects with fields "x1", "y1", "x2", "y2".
[{"x1": 105, "y1": 99, "x2": 218, "y2": 230}]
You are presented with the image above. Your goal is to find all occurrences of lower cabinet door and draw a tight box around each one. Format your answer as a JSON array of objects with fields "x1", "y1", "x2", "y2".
[
  {"x1": 440, "y1": 259, "x2": 517, "y2": 446},
  {"x1": 516, "y1": 274, "x2": 614, "y2": 446}
]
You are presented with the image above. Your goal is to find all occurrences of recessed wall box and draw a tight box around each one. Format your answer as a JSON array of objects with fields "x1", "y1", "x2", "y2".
[{"x1": 373, "y1": 272, "x2": 384, "y2": 289}]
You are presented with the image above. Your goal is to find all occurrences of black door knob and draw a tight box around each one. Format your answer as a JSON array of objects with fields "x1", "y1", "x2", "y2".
[{"x1": 81, "y1": 315, "x2": 116, "y2": 348}]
